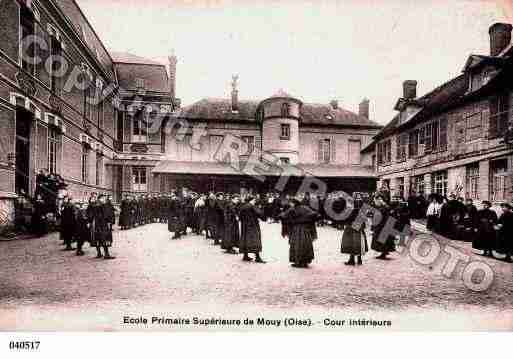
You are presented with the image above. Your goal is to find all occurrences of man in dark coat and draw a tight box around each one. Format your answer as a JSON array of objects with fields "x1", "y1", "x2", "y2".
[
  {"x1": 495, "y1": 203, "x2": 513, "y2": 263},
  {"x1": 455, "y1": 198, "x2": 478, "y2": 242},
  {"x1": 222, "y1": 196, "x2": 240, "y2": 254},
  {"x1": 119, "y1": 195, "x2": 130, "y2": 230},
  {"x1": 213, "y1": 193, "x2": 226, "y2": 245},
  {"x1": 75, "y1": 201, "x2": 89, "y2": 256},
  {"x1": 280, "y1": 198, "x2": 318, "y2": 268},
  {"x1": 472, "y1": 200, "x2": 498, "y2": 257},
  {"x1": 371, "y1": 194, "x2": 395, "y2": 260},
  {"x1": 168, "y1": 193, "x2": 183, "y2": 239},
  {"x1": 60, "y1": 196, "x2": 76, "y2": 251},
  {"x1": 90, "y1": 195, "x2": 115, "y2": 259},
  {"x1": 239, "y1": 197, "x2": 266, "y2": 263},
  {"x1": 206, "y1": 193, "x2": 217, "y2": 240}
]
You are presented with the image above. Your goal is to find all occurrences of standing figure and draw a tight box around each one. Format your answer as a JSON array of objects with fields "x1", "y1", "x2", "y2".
[
  {"x1": 370, "y1": 194, "x2": 395, "y2": 260},
  {"x1": 495, "y1": 203, "x2": 513, "y2": 263},
  {"x1": 90, "y1": 194, "x2": 116, "y2": 259},
  {"x1": 60, "y1": 196, "x2": 76, "y2": 251},
  {"x1": 75, "y1": 201, "x2": 89, "y2": 256},
  {"x1": 168, "y1": 193, "x2": 182, "y2": 239},
  {"x1": 341, "y1": 200, "x2": 368, "y2": 266},
  {"x1": 472, "y1": 201, "x2": 498, "y2": 257},
  {"x1": 280, "y1": 198, "x2": 318, "y2": 268},
  {"x1": 238, "y1": 197, "x2": 266, "y2": 263},
  {"x1": 119, "y1": 195, "x2": 130, "y2": 230},
  {"x1": 222, "y1": 195, "x2": 240, "y2": 254},
  {"x1": 31, "y1": 194, "x2": 48, "y2": 237}
]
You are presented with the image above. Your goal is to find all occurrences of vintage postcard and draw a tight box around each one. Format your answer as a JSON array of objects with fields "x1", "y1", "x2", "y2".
[{"x1": 0, "y1": 0, "x2": 513, "y2": 337}]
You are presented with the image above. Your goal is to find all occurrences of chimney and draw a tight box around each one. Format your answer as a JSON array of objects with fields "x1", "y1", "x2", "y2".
[
  {"x1": 489, "y1": 23, "x2": 512, "y2": 56},
  {"x1": 231, "y1": 74, "x2": 239, "y2": 112},
  {"x1": 168, "y1": 51, "x2": 177, "y2": 99},
  {"x1": 330, "y1": 99, "x2": 338, "y2": 110},
  {"x1": 359, "y1": 98, "x2": 370, "y2": 119},
  {"x1": 403, "y1": 80, "x2": 417, "y2": 99}
]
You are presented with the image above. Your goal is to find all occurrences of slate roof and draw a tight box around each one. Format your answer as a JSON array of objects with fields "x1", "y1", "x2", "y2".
[
  {"x1": 113, "y1": 60, "x2": 170, "y2": 93},
  {"x1": 373, "y1": 74, "x2": 469, "y2": 140},
  {"x1": 152, "y1": 161, "x2": 376, "y2": 178},
  {"x1": 178, "y1": 98, "x2": 382, "y2": 128},
  {"x1": 110, "y1": 52, "x2": 165, "y2": 66}
]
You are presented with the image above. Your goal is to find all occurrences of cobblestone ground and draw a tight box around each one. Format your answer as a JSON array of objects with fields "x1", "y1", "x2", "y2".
[{"x1": 1, "y1": 222, "x2": 512, "y2": 331}]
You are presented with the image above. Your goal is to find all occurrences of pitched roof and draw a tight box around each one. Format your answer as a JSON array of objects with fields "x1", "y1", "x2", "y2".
[
  {"x1": 110, "y1": 52, "x2": 165, "y2": 66},
  {"x1": 152, "y1": 161, "x2": 376, "y2": 178},
  {"x1": 373, "y1": 74, "x2": 469, "y2": 140},
  {"x1": 178, "y1": 98, "x2": 382, "y2": 128},
  {"x1": 114, "y1": 62, "x2": 170, "y2": 93}
]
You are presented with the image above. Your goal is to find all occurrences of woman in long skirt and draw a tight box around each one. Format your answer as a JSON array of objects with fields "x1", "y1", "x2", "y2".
[
  {"x1": 280, "y1": 199, "x2": 319, "y2": 268},
  {"x1": 341, "y1": 203, "x2": 368, "y2": 266}
]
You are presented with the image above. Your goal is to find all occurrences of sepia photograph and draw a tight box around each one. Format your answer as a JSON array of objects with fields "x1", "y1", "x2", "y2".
[{"x1": 0, "y1": 0, "x2": 513, "y2": 340}]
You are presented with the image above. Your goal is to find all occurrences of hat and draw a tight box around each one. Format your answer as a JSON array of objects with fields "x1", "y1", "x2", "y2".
[{"x1": 500, "y1": 202, "x2": 512, "y2": 210}]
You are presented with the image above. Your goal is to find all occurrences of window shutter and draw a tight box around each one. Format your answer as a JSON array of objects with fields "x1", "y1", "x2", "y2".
[
  {"x1": 425, "y1": 123, "x2": 432, "y2": 151},
  {"x1": 331, "y1": 138, "x2": 336, "y2": 163},
  {"x1": 499, "y1": 93, "x2": 509, "y2": 135},
  {"x1": 317, "y1": 139, "x2": 323, "y2": 162},
  {"x1": 439, "y1": 118, "x2": 448, "y2": 151},
  {"x1": 489, "y1": 97, "x2": 499, "y2": 138},
  {"x1": 35, "y1": 22, "x2": 50, "y2": 86}
]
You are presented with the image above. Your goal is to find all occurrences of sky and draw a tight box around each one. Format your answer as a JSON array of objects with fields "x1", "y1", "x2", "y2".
[{"x1": 77, "y1": 0, "x2": 513, "y2": 125}]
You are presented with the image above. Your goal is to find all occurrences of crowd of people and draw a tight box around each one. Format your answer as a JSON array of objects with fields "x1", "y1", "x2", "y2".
[
  {"x1": 424, "y1": 193, "x2": 513, "y2": 262},
  {"x1": 14, "y1": 169, "x2": 67, "y2": 236},
  {"x1": 13, "y1": 175, "x2": 513, "y2": 266},
  {"x1": 114, "y1": 190, "x2": 415, "y2": 268}
]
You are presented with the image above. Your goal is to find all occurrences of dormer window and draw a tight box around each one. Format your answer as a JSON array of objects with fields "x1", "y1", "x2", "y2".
[{"x1": 281, "y1": 103, "x2": 290, "y2": 117}]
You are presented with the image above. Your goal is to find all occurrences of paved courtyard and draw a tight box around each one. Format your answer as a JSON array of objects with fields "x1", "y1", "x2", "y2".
[{"x1": 1, "y1": 222, "x2": 512, "y2": 331}]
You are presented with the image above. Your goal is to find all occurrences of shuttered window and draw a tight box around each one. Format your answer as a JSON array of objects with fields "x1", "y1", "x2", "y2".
[{"x1": 348, "y1": 139, "x2": 361, "y2": 165}]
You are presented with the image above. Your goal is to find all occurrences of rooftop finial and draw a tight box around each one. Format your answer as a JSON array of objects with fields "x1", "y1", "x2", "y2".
[{"x1": 231, "y1": 74, "x2": 239, "y2": 92}]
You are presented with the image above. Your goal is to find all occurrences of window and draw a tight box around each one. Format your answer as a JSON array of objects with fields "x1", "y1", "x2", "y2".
[
  {"x1": 280, "y1": 124, "x2": 290, "y2": 140},
  {"x1": 81, "y1": 147, "x2": 89, "y2": 183},
  {"x1": 96, "y1": 80, "x2": 104, "y2": 129},
  {"x1": 396, "y1": 177, "x2": 405, "y2": 199},
  {"x1": 20, "y1": 5, "x2": 36, "y2": 75},
  {"x1": 396, "y1": 133, "x2": 408, "y2": 162},
  {"x1": 432, "y1": 171, "x2": 448, "y2": 197},
  {"x1": 241, "y1": 136, "x2": 255, "y2": 156},
  {"x1": 50, "y1": 36, "x2": 62, "y2": 95},
  {"x1": 281, "y1": 103, "x2": 290, "y2": 117},
  {"x1": 210, "y1": 135, "x2": 224, "y2": 161},
  {"x1": 136, "y1": 78, "x2": 145, "y2": 89},
  {"x1": 82, "y1": 67, "x2": 94, "y2": 120},
  {"x1": 489, "y1": 93, "x2": 509, "y2": 139},
  {"x1": 465, "y1": 112, "x2": 483, "y2": 142},
  {"x1": 133, "y1": 167, "x2": 147, "y2": 192},
  {"x1": 466, "y1": 163, "x2": 480, "y2": 199},
  {"x1": 95, "y1": 154, "x2": 102, "y2": 186},
  {"x1": 424, "y1": 122, "x2": 433, "y2": 152},
  {"x1": 408, "y1": 130, "x2": 420, "y2": 158},
  {"x1": 319, "y1": 139, "x2": 331, "y2": 163},
  {"x1": 133, "y1": 112, "x2": 149, "y2": 143},
  {"x1": 490, "y1": 159, "x2": 509, "y2": 201},
  {"x1": 378, "y1": 139, "x2": 392, "y2": 165},
  {"x1": 48, "y1": 129, "x2": 61, "y2": 174},
  {"x1": 432, "y1": 120, "x2": 439, "y2": 150},
  {"x1": 413, "y1": 175, "x2": 425, "y2": 196},
  {"x1": 348, "y1": 139, "x2": 361, "y2": 165}
]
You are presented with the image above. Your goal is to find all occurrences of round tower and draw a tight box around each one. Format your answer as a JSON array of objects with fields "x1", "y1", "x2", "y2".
[{"x1": 259, "y1": 90, "x2": 302, "y2": 165}]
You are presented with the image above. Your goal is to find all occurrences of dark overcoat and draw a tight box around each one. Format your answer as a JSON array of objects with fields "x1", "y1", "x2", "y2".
[{"x1": 239, "y1": 203, "x2": 264, "y2": 253}]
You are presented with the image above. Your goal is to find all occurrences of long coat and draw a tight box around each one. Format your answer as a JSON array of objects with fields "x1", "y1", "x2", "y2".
[
  {"x1": 167, "y1": 198, "x2": 182, "y2": 233},
  {"x1": 60, "y1": 203, "x2": 76, "y2": 244},
  {"x1": 118, "y1": 199, "x2": 130, "y2": 227},
  {"x1": 496, "y1": 211, "x2": 513, "y2": 255},
  {"x1": 88, "y1": 202, "x2": 111, "y2": 247},
  {"x1": 472, "y1": 208, "x2": 497, "y2": 251},
  {"x1": 370, "y1": 203, "x2": 396, "y2": 253},
  {"x1": 222, "y1": 202, "x2": 240, "y2": 249},
  {"x1": 281, "y1": 205, "x2": 318, "y2": 265},
  {"x1": 239, "y1": 203, "x2": 265, "y2": 253},
  {"x1": 31, "y1": 199, "x2": 48, "y2": 236},
  {"x1": 341, "y1": 208, "x2": 368, "y2": 255}
]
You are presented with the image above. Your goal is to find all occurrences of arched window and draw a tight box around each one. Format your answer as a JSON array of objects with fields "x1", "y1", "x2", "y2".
[{"x1": 281, "y1": 102, "x2": 290, "y2": 117}]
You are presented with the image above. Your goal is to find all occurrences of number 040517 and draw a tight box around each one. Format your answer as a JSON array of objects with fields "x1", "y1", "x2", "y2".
[{"x1": 9, "y1": 341, "x2": 40, "y2": 350}]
